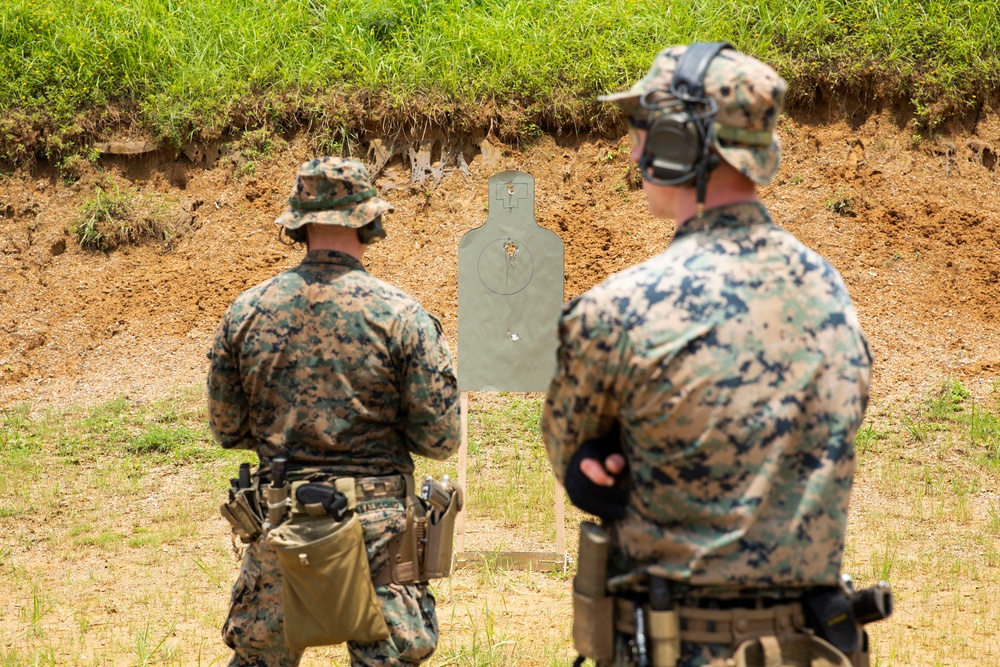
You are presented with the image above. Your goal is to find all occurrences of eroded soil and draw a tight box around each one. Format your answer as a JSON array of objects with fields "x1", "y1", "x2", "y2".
[{"x1": 2, "y1": 108, "x2": 1000, "y2": 409}]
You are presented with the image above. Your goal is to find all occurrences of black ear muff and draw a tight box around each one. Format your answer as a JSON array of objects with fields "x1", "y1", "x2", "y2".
[
  {"x1": 641, "y1": 109, "x2": 703, "y2": 184},
  {"x1": 638, "y1": 41, "x2": 732, "y2": 205},
  {"x1": 357, "y1": 215, "x2": 386, "y2": 245}
]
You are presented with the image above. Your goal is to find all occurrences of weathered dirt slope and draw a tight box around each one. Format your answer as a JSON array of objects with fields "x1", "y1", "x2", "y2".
[{"x1": 2, "y1": 105, "x2": 1000, "y2": 409}]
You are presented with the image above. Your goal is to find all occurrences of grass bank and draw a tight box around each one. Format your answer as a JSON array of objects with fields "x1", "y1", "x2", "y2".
[{"x1": 1, "y1": 0, "x2": 999, "y2": 163}]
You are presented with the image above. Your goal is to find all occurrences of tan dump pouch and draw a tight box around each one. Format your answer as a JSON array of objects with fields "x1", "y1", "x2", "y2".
[
  {"x1": 267, "y1": 514, "x2": 389, "y2": 649},
  {"x1": 422, "y1": 485, "x2": 463, "y2": 580},
  {"x1": 572, "y1": 591, "x2": 615, "y2": 663},
  {"x1": 725, "y1": 633, "x2": 853, "y2": 667}
]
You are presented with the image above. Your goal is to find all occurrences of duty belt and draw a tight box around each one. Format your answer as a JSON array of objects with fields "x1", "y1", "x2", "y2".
[
  {"x1": 284, "y1": 473, "x2": 409, "y2": 509},
  {"x1": 614, "y1": 597, "x2": 807, "y2": 646},
  {"x1": 352, "y1": 474, "x2": 408, "y2": 501}
]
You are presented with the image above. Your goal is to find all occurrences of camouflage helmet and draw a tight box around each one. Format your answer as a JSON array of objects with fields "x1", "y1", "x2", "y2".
[
  {"x1": 598, "y1": 45, "x2": 787, "y2": 185},
  {"x1": 274, "y1": 157, "x2": 393, "y2": 231}
]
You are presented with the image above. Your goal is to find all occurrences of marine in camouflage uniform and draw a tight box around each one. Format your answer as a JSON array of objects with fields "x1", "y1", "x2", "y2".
[
  {"x1": 542, "y1": 46, "x2": 872, "y2": 666},
  {"x1": 208, "y1": 158, "x2": 460, "y2": 667}
]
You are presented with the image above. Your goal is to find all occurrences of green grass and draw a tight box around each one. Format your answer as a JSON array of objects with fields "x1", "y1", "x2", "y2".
[
  {"x1": 1, "y1": 0, "x2": 998, "y2": 161},
  {"x1": 0, "y1": 389, "x2": 250, "y2": 475}
]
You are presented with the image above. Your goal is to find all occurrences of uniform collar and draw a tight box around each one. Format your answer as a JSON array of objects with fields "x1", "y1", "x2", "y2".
[
  {"x1": 301, "y1": 249, "x2": 366, "y2": 271},
  {"x1": 673, "y1": 201, "x2": 774, "y2": 241}
]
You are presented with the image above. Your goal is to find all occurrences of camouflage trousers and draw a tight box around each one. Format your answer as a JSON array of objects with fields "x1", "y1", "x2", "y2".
[{"x1": 223, "y1": 498, "x2": 439, "y2": 667}]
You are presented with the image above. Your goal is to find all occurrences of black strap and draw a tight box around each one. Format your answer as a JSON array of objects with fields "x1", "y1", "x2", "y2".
[{"x1": 671, "y1": 41, "x2": 732, "y2": 99}]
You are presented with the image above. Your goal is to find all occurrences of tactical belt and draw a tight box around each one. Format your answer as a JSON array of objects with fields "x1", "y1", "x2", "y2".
[
  {"x1": 614, "y1": 597, "x2": 807, "y2": 646},
  {"x1": 351, "y1": 474, "x2": 408, "y2": 501},
  {"x1": 272, "y1": 473, "x2": 408, "y2": 513}
]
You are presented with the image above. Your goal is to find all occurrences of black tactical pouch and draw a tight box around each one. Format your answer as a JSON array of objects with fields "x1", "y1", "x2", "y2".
[{"x1": 802, "y1": 588, "x2": 859, "y2": 655}]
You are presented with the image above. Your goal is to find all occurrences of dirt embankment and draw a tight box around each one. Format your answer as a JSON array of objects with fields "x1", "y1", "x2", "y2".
[{"x1": 2, "y1": 103, "x2": 1000, "y2": 409}]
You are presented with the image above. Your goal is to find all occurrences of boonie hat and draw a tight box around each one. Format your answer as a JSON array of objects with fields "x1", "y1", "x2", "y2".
[
  {"x1": 598, "y1": 45, "x2": 786, "y2": 185},
  {"x1": 275, "y1": 157, "x2": 393, "y2": 230}
]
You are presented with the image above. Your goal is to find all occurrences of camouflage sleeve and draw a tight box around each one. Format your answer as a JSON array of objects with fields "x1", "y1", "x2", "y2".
[
  {"x1": 542, "y1": 295, "x2": 630, "y2": 484},
  {"x1": 206, "y1": 313, "x2": 254, "y2": 450},
  {"x1": 398, "y1": 307, "x2": 460, "y2": 461}
]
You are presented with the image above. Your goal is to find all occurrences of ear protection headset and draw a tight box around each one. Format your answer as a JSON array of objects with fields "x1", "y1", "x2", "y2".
[
  {"x1": 637, "y1": 41, "x2": 732, "y2": 207},
  {"x1": 357, "y1": 215, "x2": 386, "y2": 245}
]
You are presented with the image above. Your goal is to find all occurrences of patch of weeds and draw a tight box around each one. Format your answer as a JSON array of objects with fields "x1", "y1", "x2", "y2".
[
  {"x1": 520, "y1": 123, "x2": 544, "y2": 145},
  {"x1": 128, "y1": 526, "x2": 172, "y2": 548},
  {"x1": 871, "y1": 537, "x2": 897, "y2": 582},
  {"x1": 789, "y1": 173, "x2": 804, "y2": 185},
  {"x1": 73, "y1": 530, "x2": 125, "y2": 548},
  {"x1": 599, "y1": 146, "x2": 625, "y2": 163},
  {"x1": 128, "y1": 423, "x2": 197, "y2": 455},
  {"x1": 0, "y1": 403, "x2": 41, "y2": 454},
  {"x1": 901, "y1": 414, "x2": 929, "y2": 443},
  {"x1": 235, "y1": 128, "x2": 285, "y2": 178},
  {"x1": 25, "y1": 587, "x2": 53, "y2": 638},
  {"x1": 312, "y1": 124, "x2": 356, "y2": 157},
  {"x1": 825, "y1": 189, "x2": 854, "y2": 216},
  {"x1": 82, "y1": 397, "x2": 138, "y2": 447},
  {"x1": 927, "y1": 379, "x2": 970, "y2": 418},
  {"x1": 72, "y1": 182, "x2": 173, "y2": 251},
  {"x1": 987, "y1": 500, "x2": 1000, "y2": 535},
  {"x1": 854, "y1": 423, "x2": 885, "y2": 454},
  {"x1": 436, "y1": 600, "x2": 518, "y2": 667},
  {"x1": 135, "y1": 621, "x2": 174, "y2": 667},
  {"x1": 57, "y1": 146, "x2": 100, "y2": 182}
]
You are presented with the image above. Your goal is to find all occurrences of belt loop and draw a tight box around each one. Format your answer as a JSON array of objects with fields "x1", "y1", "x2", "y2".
[{"x1": 334, "y1": 478, "x2": 357, "y2": 510}]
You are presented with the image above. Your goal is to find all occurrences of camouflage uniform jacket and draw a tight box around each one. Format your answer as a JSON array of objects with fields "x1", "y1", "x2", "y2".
[
  {"x1": 543, "y1": 202, "x2": 872, "y2": 590},
  {"x1": 208, "y1": 250, "x2": 460, "y2": 476}
]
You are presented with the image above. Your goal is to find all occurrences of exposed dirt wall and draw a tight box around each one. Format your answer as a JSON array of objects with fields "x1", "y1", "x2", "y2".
[{"x1": 2, "y1": 106, "x2": 1000, "y2": 409}]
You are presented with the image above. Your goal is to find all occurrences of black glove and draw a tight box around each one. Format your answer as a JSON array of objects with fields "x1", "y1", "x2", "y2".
[{"x1": 564, "y1": 430, "x2": 629, "y2": 522}]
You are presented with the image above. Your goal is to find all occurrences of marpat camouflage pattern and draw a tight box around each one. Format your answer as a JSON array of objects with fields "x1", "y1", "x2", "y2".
[
  {"x1": 207, "y1": 250, "x2": 459, "y2": 476},
  {"x1": 209, "y1": 247, "x2": 459, "y2": 667},
  {"x1": 274, "y1": 157, "x2": 394, "y2": 231},
  {"x1": 542, "y1": 202, "x2": 872, "y2": 591}
]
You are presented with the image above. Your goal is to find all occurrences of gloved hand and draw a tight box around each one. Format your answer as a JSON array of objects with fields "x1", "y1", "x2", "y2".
[{"x1": 564, "y1": 430, "x2": 629, "y2": 522}]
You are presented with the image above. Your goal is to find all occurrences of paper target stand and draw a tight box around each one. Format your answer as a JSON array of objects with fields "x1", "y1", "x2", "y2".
[{"x1": 455, "y1": 170, "x2": 566, "y2": 570}]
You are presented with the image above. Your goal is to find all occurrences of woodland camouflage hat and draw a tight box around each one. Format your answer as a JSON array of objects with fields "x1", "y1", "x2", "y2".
[
  {"x1": 274, "y1": 157, "x2": 393, "y2": 230},
  {"x1": 598, "y1": 45, "x2": 787, "y2": 185}
]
